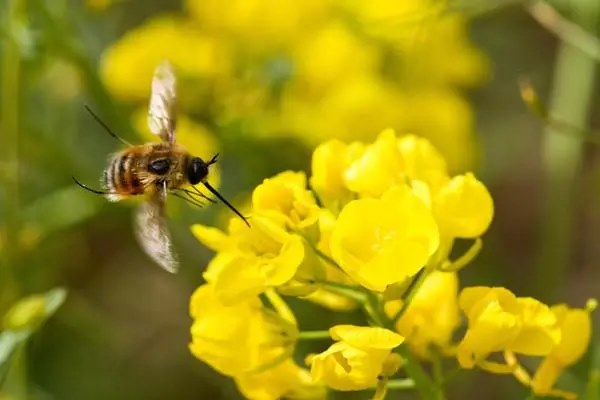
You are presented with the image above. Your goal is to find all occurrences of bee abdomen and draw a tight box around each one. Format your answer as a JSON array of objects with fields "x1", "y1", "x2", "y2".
[{"x1": 104, "y1": 152, "x2": 143, "y2": 199}]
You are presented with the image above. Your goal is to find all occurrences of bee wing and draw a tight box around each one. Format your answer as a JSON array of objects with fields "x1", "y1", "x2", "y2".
[
  {"x1": 134, "y1": 184, "x2": 178, "y2": 273},
  {"x1": 148, "y1": 60, "x2": 177, "y2": 144}
]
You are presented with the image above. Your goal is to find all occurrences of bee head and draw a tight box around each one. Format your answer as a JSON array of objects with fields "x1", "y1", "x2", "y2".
[
  {"x1": 187, "y1": 154, "x2": 217, "y2": 185},
  {"x1": 187, "y1": 158, "x2": 208, "y2": 185}
]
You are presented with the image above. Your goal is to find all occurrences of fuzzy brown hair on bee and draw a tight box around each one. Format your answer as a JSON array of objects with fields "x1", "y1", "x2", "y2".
[
  {"x1": 103, "y1": 143, "x2": 190, "y2": 201},
  {"x1": 74, "y1": 61, "x2": 249, "y2": 273}
]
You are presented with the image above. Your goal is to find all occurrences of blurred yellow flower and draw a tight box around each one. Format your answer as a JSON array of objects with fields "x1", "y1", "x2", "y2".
[
  {"x1": 530, "y1": 302, "x2": 594, "y2": 398},
  {"x1": 252, "y1": 171, "x2": 321, "y2": 231},
  {"x1": 3, "y1": 295, "x2": 46, "y2": 331},
  {"x1": 101, "y1": 16, "x2": 230, "y2": 101},
  {"x1": 235, "y1": 359, "x2": 325, "y2": 400},
  {"x1": 282, "y1": 78, "x2": 406, "y2": 146},
  {"x1": 292, "y1": 22, "x2": 379, "y2": 93},
  {"x1": 308, "y1": 325, "x2": 404, "y2": 391},
  {"x1": 186, "y1": 0, "x2": 329, "y2": 49},
  {"x1": 192, "y1": 216, "x2": 304, "y2": 305},
  {"x1": 3, "y1": 288, "x2": 66, "y2": 331},
  {"x1": 340, "y1": 0, "x2": 487, "y2": 88},
  {"x1": 433, "y1": 172, "x2": 494, "y2": 238},
  {"x1": 331, "y1": 184, "x2": 439, "y2": 292},
  {"x1": 398, "y1": 15, "x2": 489, "y2": 88},
  {"x1": 457, "y1": 287, "x2": 561, "y2": 370},
  {"x1": 189, "y1": 283, "x2": 297, "y2": 376},
  {"x1": 386, "y1": 271, "x2": 460, "y2": 358},
  {"x1": 400, "y1": 90, "x2": 477, "y2": 172},
  {"x1": 103, "y1": 0, "x2": 487, "y2": 171}
]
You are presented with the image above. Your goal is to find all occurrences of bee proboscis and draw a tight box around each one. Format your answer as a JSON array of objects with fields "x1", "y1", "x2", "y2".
[{"x1": 75, "y1": 61, "x2": 249, "y2": 273}]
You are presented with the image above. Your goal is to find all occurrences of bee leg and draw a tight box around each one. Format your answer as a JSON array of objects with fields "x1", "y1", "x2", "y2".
[
  {"x1": 191, "y1": 185, "x2": 216, "y2": 203},
  {"x1": 72, "y1": 176, "x2": 117, "y2": 196},
  {"x1": 171, "y1": 192, "x2": 205, "y2": 208}
]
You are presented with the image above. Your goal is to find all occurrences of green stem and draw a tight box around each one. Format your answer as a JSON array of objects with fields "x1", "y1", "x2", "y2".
[
  {"x1": 450, "y1": 0, "x2": 527, "y2": 17},
  {"x1": 313, "y1": 279, "x2": 367, "y2": 303},
  {"x1": 3, "y1": 342, "x2": 28, "y2": 399},
  {"x1": 395, "y1": 346, "x2": 443, "y2": 400},
  {"x1": 393, "y1": 263, "x2": 436, "y2": 324},
  {"x1": 377, "y1": 300, "x2": 443, "y2": 399},
  {"x1": 312, "y1": 246, "x2": 344, "y2": 273},
  {"x1": 364, "y1": 292, "x2": 384, "y2": 326},
  {"x1": 385, "y1": 378, "x2": 415, "y2": 390},
  {"x1": 1, "y1": 0, "x2": 24, "y2": 311},
  {"x1": 431, "y1": 349, "x2": 444, "y2": 386},
  {"x1": 439, "y1": 238, "x2": 482, "y2": 272},
  {"x1": 533, "y1": 0, "x2": 599, "y2": 300},
  {"x1": 297, "y1": 330, "x2": 331, "y2": 340},
  {"x1": 528, "y1": 1, "x2": 600, "y2": 63}
]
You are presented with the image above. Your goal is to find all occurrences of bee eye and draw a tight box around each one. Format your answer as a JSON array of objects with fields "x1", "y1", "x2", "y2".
[
  {"x1": 148, "y1": 159, "x2": 171, "y2": 175},
  {"x1": 187, "y1": 158, "x2": 209, "y2": 185}
]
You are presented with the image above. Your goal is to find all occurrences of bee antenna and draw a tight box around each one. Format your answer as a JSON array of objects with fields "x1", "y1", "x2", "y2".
[
  {"x1": 84, "y1": 105, "x2": 132, "y2": 147},
  {"x1": 207, "y1": 153, "x2": 219, "y2": 165},
  {"x1": 202, "y1": 182, "x2": 250, "y2": 227}
]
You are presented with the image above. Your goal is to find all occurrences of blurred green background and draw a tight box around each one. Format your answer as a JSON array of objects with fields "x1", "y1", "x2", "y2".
[{"x1": 1, "y1": 0, "x2": 599, "y2": 399}]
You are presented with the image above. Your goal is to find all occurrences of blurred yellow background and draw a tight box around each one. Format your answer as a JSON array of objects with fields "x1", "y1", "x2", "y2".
[{"x1": 1, "y1": 0, "x2": 599, "y2": 399}]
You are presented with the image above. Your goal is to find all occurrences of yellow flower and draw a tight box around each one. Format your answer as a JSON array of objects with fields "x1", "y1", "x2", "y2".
[
  {"x1": 308, "y1": 325, "x2": 404, "y2": 391},
  {"x1": 276, "y1": 241, "x2": 325, "y2": 297},
  {"x1": 399, "y1": 15, "x2": 488, "y2": 89},
  {"x1": 343, "y1": 129, "x2": 405, "y2": 198},
  {"x1": 531, "y1": 302, "x2": 594, "y2": 397},
  {"x1": 433, "y1": 172, "x2": 494, "y2": 238},
  {"x1": 191, "y1": 215, "x2": 304, "y2": 305},
  {"x1": 292, "y1": 22, "x2": 379, "y2": 92},
  {"x1": 340, "y1": 0, "x2": 487, "y2": 88},
  {"x1": 295, "y1": 209, "x2": 361, "y2": 311},
  {"x1": 330, "y1": 185, "x2": 439, "y2": 292},
  {"x1": 385, "y1": 271, "x2": 460, "y2": 358},
  {"x1": 101, "y1": 16, "x2": 231, "y2": 101},
  {"x1": 397, "y1": 134, "x2": 448, "y2": 190},
  {"x1": 309, "y1": 140, "x2": 363, "y2": 212},
  {"x1": 457, "y1": 287, "x2": 561, "y2": 370},
  {"x1": 281, "y1": 78, "x2": 405, "y2": 146},
  {"x1": 252, "y1": 171, "x2": 321, "y2": 232},
  {"x1": 399, "y1": 90, "x2": 477, "y2": 172},
  {"x1": 189, "y1": 283, "x2": 297, "y2": 376},
  {"x1": 186, "y1": 0, "x2": 329, "y2": 48},
  {"x1": 235, "y1": 359, "x2": 325, "y2": 400}
]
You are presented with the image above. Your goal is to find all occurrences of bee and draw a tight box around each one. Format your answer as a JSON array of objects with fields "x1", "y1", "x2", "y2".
[{"x1": 75, "y1": 61, "x2": 249, "y2": 273}]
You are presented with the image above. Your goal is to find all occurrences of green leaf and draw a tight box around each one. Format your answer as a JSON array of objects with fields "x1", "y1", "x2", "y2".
[
  {"x1": 0, "y1": 331, "x2": 29, "y2": 368},
  {"x1": 585, "y1": 341, "x2": 600, "y2": 400},
  {"x1": 23, "y1": 186, "x2": 102, "y2": 239}
]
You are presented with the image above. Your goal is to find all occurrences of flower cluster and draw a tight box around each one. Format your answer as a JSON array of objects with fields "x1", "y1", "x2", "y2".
[
  {"x1": 188, "y1": 130, "x2": 594, "y2": 399},
  {"x1": 100, "y1": 0, "x2": 487, "y2": 171}
]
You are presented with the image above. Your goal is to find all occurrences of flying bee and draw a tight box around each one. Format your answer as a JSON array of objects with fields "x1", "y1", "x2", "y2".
[{"x1": 75, "y1": 60, "x2": 249, "y2": 273}]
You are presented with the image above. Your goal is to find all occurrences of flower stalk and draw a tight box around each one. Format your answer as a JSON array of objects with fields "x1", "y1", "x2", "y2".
[
  {"x1": 534, "y1": 0, "x2": 600, "y2": 300},
  {"x1": 1, "y1": 0, "x2": 24, "y2": 311}
]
